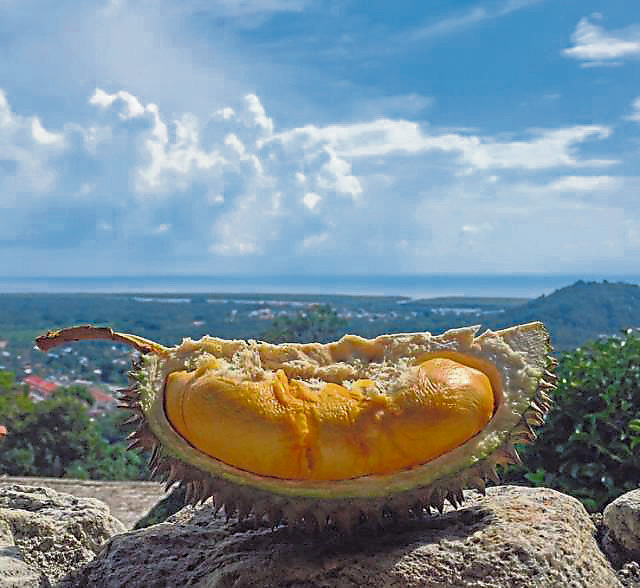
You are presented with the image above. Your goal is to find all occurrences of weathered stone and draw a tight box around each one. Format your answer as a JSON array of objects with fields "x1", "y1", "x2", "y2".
[
  {"x1": 603, "y1": 490, "x2": 640, "y2": 566},
  {"x1": 59, "y1": 485, "x2": 619, "y2": 588},
  {"x1": 0, "y1": 485, "x2": 125, "y2": 584},
  {"x1": 617, "y1": 561, "x2": 640, "y2": 588},
  {"x1": 1, "y1": 477, "x2": 169, "y2": 529},
  {"x1": 0, "y1": 517, "x2": 50, "y2": 588}
]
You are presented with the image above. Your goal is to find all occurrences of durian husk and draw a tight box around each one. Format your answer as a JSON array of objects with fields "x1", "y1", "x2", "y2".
[{"x1": 36, "y1": 322, "x2": 555, "y2": 533}]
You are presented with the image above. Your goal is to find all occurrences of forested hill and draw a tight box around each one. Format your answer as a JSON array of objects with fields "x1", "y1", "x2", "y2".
[{"x1": 483, "y1": 280, "x2": 640, "y2": 351}]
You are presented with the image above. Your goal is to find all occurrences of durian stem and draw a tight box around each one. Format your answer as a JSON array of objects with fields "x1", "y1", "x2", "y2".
[{"x1": 35, "y1": 325, "x2": 169, "y2": 355}]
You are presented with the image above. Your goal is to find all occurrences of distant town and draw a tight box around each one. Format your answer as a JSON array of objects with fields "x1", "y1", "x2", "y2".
[{"x1": 2, "y1": 281, "x2": 639, "y2": 410}]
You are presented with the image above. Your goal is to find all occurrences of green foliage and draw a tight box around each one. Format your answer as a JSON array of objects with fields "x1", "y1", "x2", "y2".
[
  {"x1": 53, "y1": 385, "x2": 95, "y2": 407},
  {"x1": 505, "y1": 329, "x2": 640, "y2": 511},
  {"x1": 0, "y1": 371, "x2": 148, "y2": 480},
  {"x1": 260, "y1": 304, "x2": 348, "y2": 344},
  {"x1": 0, "y1": 371, "x2": 15, "y2": 392}
]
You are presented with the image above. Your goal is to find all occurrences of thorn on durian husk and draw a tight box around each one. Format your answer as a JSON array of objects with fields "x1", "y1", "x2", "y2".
[
  {"x1": 469, "y1": 476, "x2": 486, "y2": 496},
  {"x1": 503, "y1": 441, "x2": 522, "y2": 466},
  {"x1": 237, "y1": 499, "x2": 252, "y2": 521},
  {"x1": 127, "y1": 439, "x2": 143, "y2": 451},
  {"x1": 224, "y1": 501, "x2": 237, "y2": 521},
  {"x1": 538, "y1": 379, "x2": 555, "y2": 391},
  {"x1": 446, "y1": 491, "x2": 459, "y2": 508},
  {"x1": 430, "y1": 488, "x2": 445, "y2": 514},
  {"x1": 484, "y1": 463, "x2": 500, "y2": 485}
]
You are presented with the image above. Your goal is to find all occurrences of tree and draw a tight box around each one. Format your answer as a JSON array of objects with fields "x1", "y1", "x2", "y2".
[
  {"x1": 53, "y1": 385, "x2": 95, "y2": 407},
  {"x1": 0, "y1": 370, "x2": 148, "y2": 480},
  {"x1": 261, "y1": 304, "x2": 348, "y2": 344}
]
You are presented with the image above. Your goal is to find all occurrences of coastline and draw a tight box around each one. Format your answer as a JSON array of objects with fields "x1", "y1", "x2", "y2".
[{"x1": 1, "y1": 274, "x2": 638, "y2": 299}]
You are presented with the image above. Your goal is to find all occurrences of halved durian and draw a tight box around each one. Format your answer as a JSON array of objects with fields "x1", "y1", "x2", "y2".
[{"x1": 35, "y1": 322, "x2": 555, "y2": 531}]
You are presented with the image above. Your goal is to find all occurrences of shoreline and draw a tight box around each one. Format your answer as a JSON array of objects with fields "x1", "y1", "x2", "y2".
[{"x1": 0, "y1": 275, "x2": 638, "y2": 300}]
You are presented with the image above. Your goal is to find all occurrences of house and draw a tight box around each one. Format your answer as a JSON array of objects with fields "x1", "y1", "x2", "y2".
[
  {"x1": 23, "y1": 375, "x2": 59, "y2": 401},
  {"x1": 88, "y1": 387, "x2": 117, "y2": 414},
  {"x1": 23, "y1": 376, "x2": 116, "y2": 413}
]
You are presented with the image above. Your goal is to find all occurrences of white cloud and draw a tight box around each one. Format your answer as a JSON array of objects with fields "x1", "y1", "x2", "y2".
[
  {"x1": 0, "y1": 89, "x2": 67, "y2": 197},
  {"x1": 1, "y1": 85, "x2": 637, "y2": 275},
  {"x1": 315, "y1": 147, "x2": 362, "y2": 199},
  {"x1": 270, "y1": 119, "x2": 615, "y2": 170},
  {"x1": 90, "y1": 88, "x2": 146, "y2": 118},
  {"x1": 547, "y1": 175, "x2": 620, "y2": 192},
  {"x1": 31, "y1": 118, "x2": 64, "y2": 146},
  {"x1": 462, "y1": 223, "x2": 492, "y2": 234},
  {"x1": 239, "y1": 94, "x2": 274, "y2": 136},
  {"x1": 216, "y1": 107, "x2": 235, "y2": 121},
  {"x1": 627, "y1": 97, "x2": 640, "y2": 122},
  {"x1": 303, "y1": 192, "x2": 321, "y2": 210},
  {"x1": 563, "y1": 15, "x2": 640, "y2": 66},
  {"x1": 405, "y1": 0, "x2": 543, "y2": 42},
  {"x1": 91, "y1": 88, "x2": 227, "y2": 192},
  {"x1": 152, "y1": 223, "x2": 171, "y2": 234},
  {"x1": 224, "y1": 133, "x2": 245, "y2": 156},
  {"x1": 301, "y1": 232, "x2": 329, "y2": 249}
]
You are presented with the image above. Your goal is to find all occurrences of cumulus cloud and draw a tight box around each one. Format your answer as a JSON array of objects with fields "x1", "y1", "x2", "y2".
[
  {"x1": 1, "y1": 85, "x2": 637, "y2": 275},
  {"x1": 91, "y1": 88, "x2": 227, "y2": 193},
  {"x1": 269, "y1": 119, "x2": 615, "y2": 170},
  {"x1": 0, "y1": 89, "x2": 66, "y2": 198},
  {"x1": 563, "y1": 15, "x2": 640, "y2": 66}
]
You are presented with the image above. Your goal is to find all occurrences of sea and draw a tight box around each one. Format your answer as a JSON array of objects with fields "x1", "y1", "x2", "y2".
[{"x1": 1, "y1": 274, "x2": 639, "y2": 300}]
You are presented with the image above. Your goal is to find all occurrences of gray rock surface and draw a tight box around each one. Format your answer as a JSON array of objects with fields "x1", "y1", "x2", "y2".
[
  {"x1": 0, "y1": 485, "x2": 125, "y2": 584},
  {"x1": 604, "y1": 490, "x2": 640, "y2": 566},
  {"x1": 59, "y1": 485, "x2": 619, "y2": 588}
]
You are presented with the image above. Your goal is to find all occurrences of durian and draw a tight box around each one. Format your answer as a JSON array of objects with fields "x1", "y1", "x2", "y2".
[{"x1": 35, "y1": 322, "x2": 555, "y2": 531}]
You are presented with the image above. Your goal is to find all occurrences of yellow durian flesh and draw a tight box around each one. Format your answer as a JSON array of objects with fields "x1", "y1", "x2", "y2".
[{"x1": 164, "y1": 356, "x2": 495, "y2": 481}]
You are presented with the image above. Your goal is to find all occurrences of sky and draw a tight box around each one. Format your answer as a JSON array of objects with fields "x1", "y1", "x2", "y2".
[{"x1": 0, "y1": 0, "x2": 639, "y2": 277}]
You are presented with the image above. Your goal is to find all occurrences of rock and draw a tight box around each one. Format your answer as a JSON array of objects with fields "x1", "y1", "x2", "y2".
[
  {"x1": 59, "y1": 485, "x2": 619, "y2": 588},
  {"x1": 617, "y1": 561, "x2": 640, "y2": 588},
  {"x1": 0, "y1": 485, "x2": 125, "y2": 584},
  {"x1": 603, "y1": 490, "x2": 640, "y2": 566},
  {"x1": 0, "y1": 517, "x2": 50, "y2": 588}
]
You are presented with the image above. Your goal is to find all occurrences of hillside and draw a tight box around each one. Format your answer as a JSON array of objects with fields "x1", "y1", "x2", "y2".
[{"x1": 483, "y1": 280, "x2": 640, "y2": 351}]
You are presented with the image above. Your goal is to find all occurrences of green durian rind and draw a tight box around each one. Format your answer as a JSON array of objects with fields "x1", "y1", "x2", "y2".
[{"x1": 134, "y1": 321, "x2": 551, "y2": 501}]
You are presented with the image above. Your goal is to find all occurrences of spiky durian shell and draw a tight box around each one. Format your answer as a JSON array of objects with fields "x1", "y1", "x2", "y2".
[{"x1": 120, "y1": 322, "x2": 555, "y2": 533}]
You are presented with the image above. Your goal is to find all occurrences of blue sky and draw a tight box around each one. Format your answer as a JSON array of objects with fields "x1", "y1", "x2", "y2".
[{"x1": 1, "y1": 0, "x2": 639, "y2": 276}]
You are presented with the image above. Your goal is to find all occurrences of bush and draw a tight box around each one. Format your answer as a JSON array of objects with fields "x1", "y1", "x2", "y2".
[
  {"x1": 0, "y1": 372, "x2": 148, "y2": 480},
  {"x1": 505, "y1": 328, "x2": 640, "y2": 511}
]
